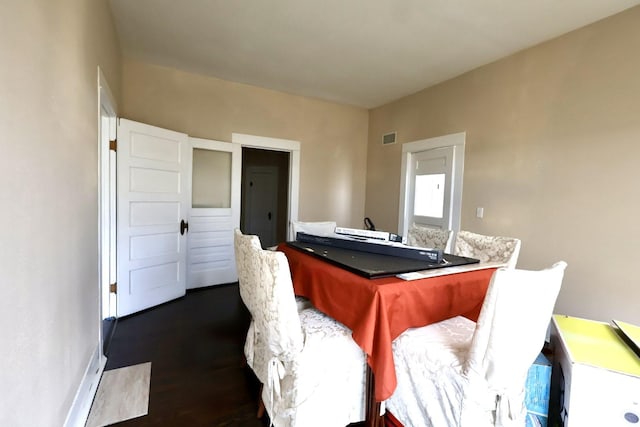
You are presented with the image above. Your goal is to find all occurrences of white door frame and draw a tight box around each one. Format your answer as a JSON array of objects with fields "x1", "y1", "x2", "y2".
[
  {"x1": 398, "y1": 132, "x2": 465, "y2": 238},
  {"x1": 231, "y1": 133, "x2": 300, "y2": 240},
  {"x1": 98, "y1": 67, "x2": 117, "y2": 351},
  {"x1": 408, "y1": 146, "x2": 455, "y2": 230}
]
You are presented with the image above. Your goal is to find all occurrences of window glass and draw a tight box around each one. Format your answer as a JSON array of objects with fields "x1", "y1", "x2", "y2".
[
  {"x1": 192, "y1": 148, "x2": 231, "y2": 208},
  {"x1": 414, "y1": 173, "x2": 445, "y2": 218}
]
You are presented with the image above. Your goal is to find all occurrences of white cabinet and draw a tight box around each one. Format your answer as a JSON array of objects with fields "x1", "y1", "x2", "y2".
[{"x1": 549, "y1": 315, "x2": 640, "y2": 427}]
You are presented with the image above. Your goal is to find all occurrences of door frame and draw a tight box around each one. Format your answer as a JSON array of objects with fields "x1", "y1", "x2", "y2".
[
  {"x1": 398, "y1": 132, "x2": 465, "y2": 239},
  {"x1": 231, "y1": 133, "x2": 300, "y2": 240},
  {"x1": 98, "y1": 67, "x2": 117, "y2": 354}
]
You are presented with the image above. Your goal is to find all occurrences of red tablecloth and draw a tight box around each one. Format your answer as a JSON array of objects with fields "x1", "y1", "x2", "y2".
[{"x1": 278, "y1": 243, "x2": 495, "y2": 401}]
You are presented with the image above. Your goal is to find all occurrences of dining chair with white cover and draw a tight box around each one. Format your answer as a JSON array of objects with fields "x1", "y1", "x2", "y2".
[
  {"x1": 406, "y1": 223, "x2": 452, "y2": 251},
  {"x1": 386, "y1": 261, "x2": 567, "y2": 427},
  {"x1": 454, "y1": 230, "x2": 522, "y2": 268},
  {"x1": 290, "y1": 220, "x2": 337, "y2": 240},
  {"x1": 234, "y1": 229, "x2": 367, "y2": 427}
]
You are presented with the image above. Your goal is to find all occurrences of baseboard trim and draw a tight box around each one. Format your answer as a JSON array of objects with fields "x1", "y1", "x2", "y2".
[{"x1": 64, "y1": 346, "x2": 107, "y2": 427}]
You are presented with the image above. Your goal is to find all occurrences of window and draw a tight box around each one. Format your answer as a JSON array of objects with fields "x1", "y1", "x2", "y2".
[
  {"x1": 414, "y1": 173, "x2": 445, "y2": 218},
  {"x1": 191, "y1": 148, "x2": 231, "y2": 208}
]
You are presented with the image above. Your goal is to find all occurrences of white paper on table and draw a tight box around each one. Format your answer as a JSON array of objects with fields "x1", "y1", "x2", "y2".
[{"x1": 396, "y1": 261, "x2": 507, "y2": 281}]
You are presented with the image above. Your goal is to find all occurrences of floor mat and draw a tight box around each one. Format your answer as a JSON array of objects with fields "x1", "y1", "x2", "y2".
[{"x1": 86, "y1": 362, "x2": 151, "y2": 427}]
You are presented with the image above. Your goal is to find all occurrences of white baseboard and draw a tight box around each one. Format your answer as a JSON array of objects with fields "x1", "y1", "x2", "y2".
[{"x1": 64, "y1": 346, "x2": 107, "y2": 427}]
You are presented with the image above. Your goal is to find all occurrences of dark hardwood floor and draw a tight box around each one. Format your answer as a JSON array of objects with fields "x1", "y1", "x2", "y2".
[{"x1": 105, "y1": 283, "x2": 270, "y2": 426}]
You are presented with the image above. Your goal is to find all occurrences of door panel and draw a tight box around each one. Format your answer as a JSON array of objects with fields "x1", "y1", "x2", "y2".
[
  {"x1": 187, "y1": 137, "x2": 241, "y2": 289},
  {"x1": 188, "y1": 214, "x2": 237, "y2": 286},
  {"x1": 130, "y1": 233, "x2": 179, "y2": 259},
  {"x1": 130, "y1": 168, "x2": 180, "y2": 193},
  {"x1": 117, "y1": 119, "x2": 189, "y2": 317}
]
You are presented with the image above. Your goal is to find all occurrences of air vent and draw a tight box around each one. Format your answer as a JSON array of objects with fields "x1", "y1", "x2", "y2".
[{"x1": 382, "y1": 131, "x2": 397, "y2": 145}]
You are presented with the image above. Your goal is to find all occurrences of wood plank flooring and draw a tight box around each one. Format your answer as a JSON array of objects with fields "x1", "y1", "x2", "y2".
[{"x1": 105, "y1": 283, "x2": 269, "y2": 426}]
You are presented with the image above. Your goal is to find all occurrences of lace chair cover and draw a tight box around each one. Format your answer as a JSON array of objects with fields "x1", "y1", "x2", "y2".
[
  {"x1": 386, "y1": 262, "x2": 567, "y2": 427},
  {"x1": 235, "y1": 229, "x2": 366, "y2": 427},
  {"x1": 235, "y1": 230, "x2": 304, "y2": 383},
  {"x1": 387, "y1": 316, "x2": 478, "y2": 427},
  {"x1": 291, "y1": 220, "x2": 337, "y2": 239},
  {"x1": 406, "y1": 224, "x2": 452, "y2": 250},
  {"x1": 454, "y1": 230, "x2": 522, "y2": 268}
]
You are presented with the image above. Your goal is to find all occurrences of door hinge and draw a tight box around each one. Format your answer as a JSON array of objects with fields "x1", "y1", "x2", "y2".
[
  {"x1": 109, "y1": 282, "x2": 117, "y2": 293},
  {"x1": 109, "y1": 139, "x2": 117, "y2": 151}
]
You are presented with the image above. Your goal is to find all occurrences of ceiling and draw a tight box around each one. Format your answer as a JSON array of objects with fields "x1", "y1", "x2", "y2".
[{"x1": 109, "y1": 0, "x2": 640, "y2": 108}]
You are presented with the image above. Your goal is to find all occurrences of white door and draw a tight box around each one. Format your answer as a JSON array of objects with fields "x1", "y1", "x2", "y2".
[
  {"x1": 399, "y1": 132, "x2": 466, "y2": 243},
  {"x1": 117, "y1": 119, "x2": 189, "y2": 317},
  {"x1": 187, "y1": 137, "x2": 241, "y2": 288},
  {"x1": 409, "y1": 146, "x2": 454, "y2": 230},
  {"x1": 244, "y1": 166, "x2": 278, "y2": 248}
]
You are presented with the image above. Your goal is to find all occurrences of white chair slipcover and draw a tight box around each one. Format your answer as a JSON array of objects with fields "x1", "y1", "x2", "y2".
[
  {"x1": 386, "y1": 261, "x2": 567, "y2": 427},
  {"x1": 454, "y1": 230, "x2": 522, "y2": 268},
  {"x1": 290, "y1": 220, "x2": 337, "y2": 240},
  {"x1": 406, "y1": 224, "x2": 452, "y2": 251},
  {"x1": 234, "y1": 229, "x2": 366, "y2": 427}
]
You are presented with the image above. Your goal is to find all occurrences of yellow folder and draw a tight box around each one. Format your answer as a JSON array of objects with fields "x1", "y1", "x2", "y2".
[{"x1": 553, "y1": 315, "x2": 640, "y2": 377}]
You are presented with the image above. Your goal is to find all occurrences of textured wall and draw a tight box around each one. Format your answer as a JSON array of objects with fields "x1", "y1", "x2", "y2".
[
  {"x1": 121, "y1": 59, "x2": 369, "y2": 229},
  {"x1": 0, "y1": 1, "x2": 122, "y2": 425},
  {"x1": 366, "y1": 7, "x2": 640, "y2": 324}
]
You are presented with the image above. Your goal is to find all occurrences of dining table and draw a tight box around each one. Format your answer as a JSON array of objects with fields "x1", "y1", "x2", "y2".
[{"x1": 277, "y1": 242, "x2": 501, "y2": 427}]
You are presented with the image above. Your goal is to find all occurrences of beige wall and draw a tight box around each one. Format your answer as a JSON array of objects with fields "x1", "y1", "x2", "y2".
[
  {"x1": 121, "y1": 59, "x2": 370, "y2": 229},
  {"x1": 3, "y1": 3, "x2": 637, "y2": 424},
  {"x1": 0, "y1": 1, "x2": 121, "y2": 425},
  {"x1": 367, "y1": 7, "x2": 640, "y2": 325}
]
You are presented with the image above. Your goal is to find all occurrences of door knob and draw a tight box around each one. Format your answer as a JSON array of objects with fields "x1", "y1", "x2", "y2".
[
  {"x1": 180, "y1": 219, "x2": 189, "y2": 235},
  {"x1": 268, "y1": 212, "x2": 272, "y2": 220}
]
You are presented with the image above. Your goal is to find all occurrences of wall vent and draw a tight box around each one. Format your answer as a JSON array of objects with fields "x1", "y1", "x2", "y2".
[{"x1": 382, "y1": 131, "x2": 397, "y2": 145}]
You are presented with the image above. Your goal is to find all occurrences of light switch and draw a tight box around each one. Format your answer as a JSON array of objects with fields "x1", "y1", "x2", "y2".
[{"x1": 476, "y1": 207, "x2": 484, "y2": 218}]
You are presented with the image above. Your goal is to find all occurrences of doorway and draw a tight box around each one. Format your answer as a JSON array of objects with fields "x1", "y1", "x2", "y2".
[
  {"x1": 233, "y1": 132, "x2": 301, "y2": 242},
  {"x1": 398, "y1": 132, "x2": 465, "y2": 249},
  {"x1": 241, "y1": 148, "x2": 290, "y2": 248},
  {"x1": 408, "y1": 146, "x2": 454, "y2": 230}
]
